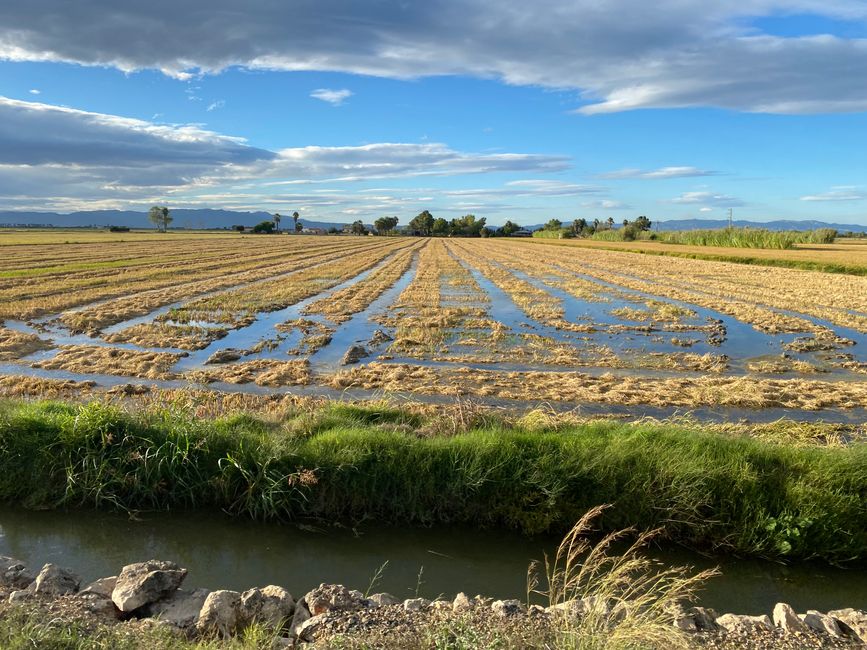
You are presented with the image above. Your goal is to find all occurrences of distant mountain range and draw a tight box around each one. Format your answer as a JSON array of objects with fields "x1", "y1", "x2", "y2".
[
  {"x1": 0, "y1": 209, "x2": 865, "y2": 234},
  {"x1": 523, "y1": 218, "x2": 867, "y2": 233},
  {"x1": 0, "y1": 209, "x2": 350, "y2": 231}
]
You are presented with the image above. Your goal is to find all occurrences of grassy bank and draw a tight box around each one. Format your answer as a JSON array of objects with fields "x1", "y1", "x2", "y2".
[
  {"x1": 524, "y1": 237, "x2": 867, "y2": 276},
  {"x1": 0, "y1": 399, "x2": 865, "y2": 562},
  {"x1": 589, "y1": 227, "x2": 837, "y2": 249}
]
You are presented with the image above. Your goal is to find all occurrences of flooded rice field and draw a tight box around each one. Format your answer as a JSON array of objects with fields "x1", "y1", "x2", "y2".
[{"x1": 1, "y1": 234, "x2": 866, "y2": 420}]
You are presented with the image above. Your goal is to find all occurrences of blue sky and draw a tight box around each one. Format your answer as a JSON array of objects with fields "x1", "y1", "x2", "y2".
[{"x1": 0, "y1": 1, "x2": 866, "y2": 225}]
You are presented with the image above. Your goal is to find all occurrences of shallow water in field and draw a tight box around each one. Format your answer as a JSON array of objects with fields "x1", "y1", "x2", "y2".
[{"x1": 1, "y1": 507, "x2": 865, "y2": 614}]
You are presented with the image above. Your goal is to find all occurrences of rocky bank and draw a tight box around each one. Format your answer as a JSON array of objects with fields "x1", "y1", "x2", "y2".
[{"x1": 1, "y1": 555, "x2": 865, "y2": 648}]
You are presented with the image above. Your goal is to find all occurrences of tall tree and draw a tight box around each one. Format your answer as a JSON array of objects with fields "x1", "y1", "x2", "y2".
[
  {"x1": 273, "y1": 213, "x2": 282, "y2": 232},
  {"x1": 292, "y1": 211, "x2": 300, "y2": 233},
  {"x1": 409, "y1": 210, "x2": 435, "y2": 236},
  {"x1": 147, "y1": 206, "x2": 172, "y2": 232},
  {"x1": 501, "y1": 220, "x2": 520, "y2": 236},
  {"x1": 350, "y1": 220, "x2": 367, "y2": 235}
]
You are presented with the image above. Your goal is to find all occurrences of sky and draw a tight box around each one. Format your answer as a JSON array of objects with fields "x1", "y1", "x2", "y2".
[{"x1": 0, "y1": 1, "x2": 866, "y2": 225}]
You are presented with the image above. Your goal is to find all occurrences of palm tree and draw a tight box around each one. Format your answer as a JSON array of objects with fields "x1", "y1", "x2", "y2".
[
  {"x1": 273, "y1": 213, "x2": 281, "y2": 232},
  {"x1": 292, "y1": 211, "x2": 300, "y2": 233}
]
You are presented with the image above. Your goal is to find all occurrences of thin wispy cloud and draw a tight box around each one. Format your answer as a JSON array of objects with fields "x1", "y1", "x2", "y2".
[
  {"x1": 28, "y1": 88, "x2": 40, "y2": 95},
  {"x1": 670, "y1": 191, "x2": 745, "y2": 208},
  {"x1": 599, "y1": 166, "x2": 716, "y2": 180},
  {"x1": 800, "y1": 187, "x2": 866, "y2": 202},
  {"x1": 206, "y1": 99, "x2": 225, "y2": 112},
  {"x1": 310, "y1": 88, "x2": 353, "y2": 106}
]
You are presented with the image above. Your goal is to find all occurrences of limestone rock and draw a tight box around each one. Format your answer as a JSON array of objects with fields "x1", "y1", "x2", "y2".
[
  {"x1": 773, "y1": 603, "x2": 808, "y2": 633},
  {"x1": 79, "y1": 576, "x2": 117, "y2": 599},
  {"x1": 491, "y1": 599, "x2": 526, "y2": 617},
  {"x1": 296, "y1": 613, "x2": 327, "y2": 642},
  {"x1": 403, "y1": 597, "x2": 431, "y2": 611},
  {"x1": 453, "y1": 592, "x2": 475, "y2": 612},
  {"x1": 303, "y1": 583, "x2": 361, "y2": 616},
  {"x1": 240, "y1": 585, "x2": 295, "y2": 630},
  {"x1": 546, "y1": 599, "x2": 586, "y2": 619},
  {"x1": 829, "y1": 609, "x2": 867, "y2": 643},
  {"x1": 29, "y1": 563, "x2": 81, "y2": 596},
  {"x1": 0, "y1": 556, "x2": 33, "y2": 589},
  {"x1": 8, "y1": 590, "x2": 32, "y2": 604},
  {"x1": 368, "y1": 592, "x2": 399, "y2": 607},
  {"x1": 112, "y1": 560, "x2": 187, "y2": 612},
  {"x1": 196, "y1": 590, "x2": 242, "y2": 638},
  {"x1": 801, "y1": 610, "x2": 842, "y2": 637},
  {"x1": 148, "y1": 588, "x2": 211, "y2": 630},
  {"x1": 715, "y1": 613, "x2": 774, "y2": 633}
]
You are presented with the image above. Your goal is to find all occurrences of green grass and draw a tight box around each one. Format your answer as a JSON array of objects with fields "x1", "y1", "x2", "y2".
[
  {"x1": 532, "y1": 228, "x2": 574, "y2": 239},
  {"x1": 589, "y1": 227, "x2": 838, "y2": 249},
  {"x1": 0, "y1": 399, "x2": 865, "y2": 562}
]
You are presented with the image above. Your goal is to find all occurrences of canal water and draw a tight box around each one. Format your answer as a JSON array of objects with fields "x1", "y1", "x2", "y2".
[{"x1": 1, "y1": 508, "x2": 865, "y2": 614}]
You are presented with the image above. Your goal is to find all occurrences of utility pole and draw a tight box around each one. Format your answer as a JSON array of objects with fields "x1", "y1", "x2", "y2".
[{"x1": 728, "y1": 208, "x2": 733, "y2": 229}]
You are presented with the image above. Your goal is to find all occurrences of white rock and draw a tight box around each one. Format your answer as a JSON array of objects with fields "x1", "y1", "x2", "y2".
[
  {"x1": 453, "y1": 592, "x2": 475, "y2": 612},
  {"x1": 8, "y1": 590, "x2": 32, "y2": 604},
  {"x1": 801, "y1": 610, "x2": 842, "y2": 637},
  {"x1": 403, "y1": 597, "x2": 431, "y2": 611},
  {"x1": 148, "y1": 588, "x2": 211, "y2": 630},
  {"x1": 773, "y1": 602, "x2": 808, "y2": 633},
  {"x1": 0, "y1": 556, "x2": 33, "y2": 589},
  {"x1": 829, "y1": 608, "x2": 867, "y2": 643},
  {"x1": 715, "y1": 613, "x2": 773, "y2": 633},
  {"x1": 79, "y1": 576, "x2": 117, "y2": 599},
  {"x1": 368, "y1": 592, "x2": 399, "y2": 607},
  {"x1": 29, "y1": 564, "x2": 81, "y2": 596},
  {"x1": 112, "y1": 560, "x2": 187, "y2": 612},
  {"x1": 546, "y1": 599, "x2": 586, "y2": 618},
  {"x1": 240, "y1": 585, "x2": 295, "y2": 630},
  {"x1": 196, "y1": 589, "x2": 242, "y2": 638},
  {"x1": 296, "y1": 613, "x2": 327, "y2": 642},
  {"x1": 491, "y1": 599, "x2": 526, "y2": 617}
]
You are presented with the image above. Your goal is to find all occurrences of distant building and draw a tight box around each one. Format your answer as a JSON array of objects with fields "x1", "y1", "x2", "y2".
[{"x1": 302, "y1": 227, "x2": 326, "y2": 235}]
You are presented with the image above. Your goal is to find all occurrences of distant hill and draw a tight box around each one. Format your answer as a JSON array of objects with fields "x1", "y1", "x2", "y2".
[
  {"x1": 654, "y1": 219, "x2": 867, "y2": 233},
  {"x1": 522, "y1": 218, "x2": 867, "y2": 234},
  {"x1": 0, "y1": 209, "x2": 352, "y2": 231}
]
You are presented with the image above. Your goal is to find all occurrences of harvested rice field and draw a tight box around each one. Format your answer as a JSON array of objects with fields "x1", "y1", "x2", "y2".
[{"x1": 1, "y1": 231, "x2": 866, "y2": 421}]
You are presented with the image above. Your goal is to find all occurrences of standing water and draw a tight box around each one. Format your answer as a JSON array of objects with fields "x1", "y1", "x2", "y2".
[{"x1": 1, "y1": 508, "x2": 865, "y2": 613}]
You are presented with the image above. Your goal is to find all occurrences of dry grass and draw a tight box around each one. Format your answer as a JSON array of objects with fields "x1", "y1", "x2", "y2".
[
  {"x1": 0, "y1": 327, "x2": 52, "y2": 360},
  {"x1": 104, "y1": 323, "x2": 228, "y2": 350},
  {"x1": 186, "y1": 359, "x2": 310, "y2": 386},
  {"x1": 31, "y1": 345, "x2": 183, "y2": 379},
  {"x1": 327, "y1": 362, "x2": 867, "y2": 409},
  {"x1": 534, "y1": 505, "x2": 717, "y2": 650}
]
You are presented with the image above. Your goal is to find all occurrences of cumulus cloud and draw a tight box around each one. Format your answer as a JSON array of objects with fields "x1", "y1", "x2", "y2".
[
  {"x1": 310, "y1": 88, "x2": 353, "y2": 105},
  {"x1": 0, "y1": 96, "x2": 572, "y2": 214},
  {"x1": 800, "y1": 186, "x2": 866, "y2": 201},
  {"x1": 28, "y1": 88, "x2": 39, "y2": 94},
  {"x1": 1, "y1": 1, "x2": 867, "y2": 113},
  {"x1": 599, "y1": 166, "x2": 716, "y2": 179}
]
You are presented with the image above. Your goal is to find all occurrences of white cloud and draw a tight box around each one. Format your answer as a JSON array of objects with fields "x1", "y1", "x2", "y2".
[
  {"x1": 206, "y1": 100, "x2": 225, "y2": 112},
  {"x1": 0, "y1": 96, "x2": 573, "y2": 215},
  {"x1": 699, "y1": 207, "x2": 713, "y2": 212},
  {"x1": 800, "y1": 186, "x2": 866, "y2": 201},
  {"x1": 670, "y1": 191, "x2": 745, "y2": 207},
  {"x1": 28, "y1": 88, "x2": 39, "y2": 95},
  {"x1": 1, "y1": 2, "x2": 867, "y2": 113},
  {"x1": 581, "y1": 199, "x2": 630, "y2": 209},
  {"x1": 600, "y1": 166, "x2": 716, "y2": 179},
  {"x1": 310, "y1": 88, "x2": 353, "y2": 106}
]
